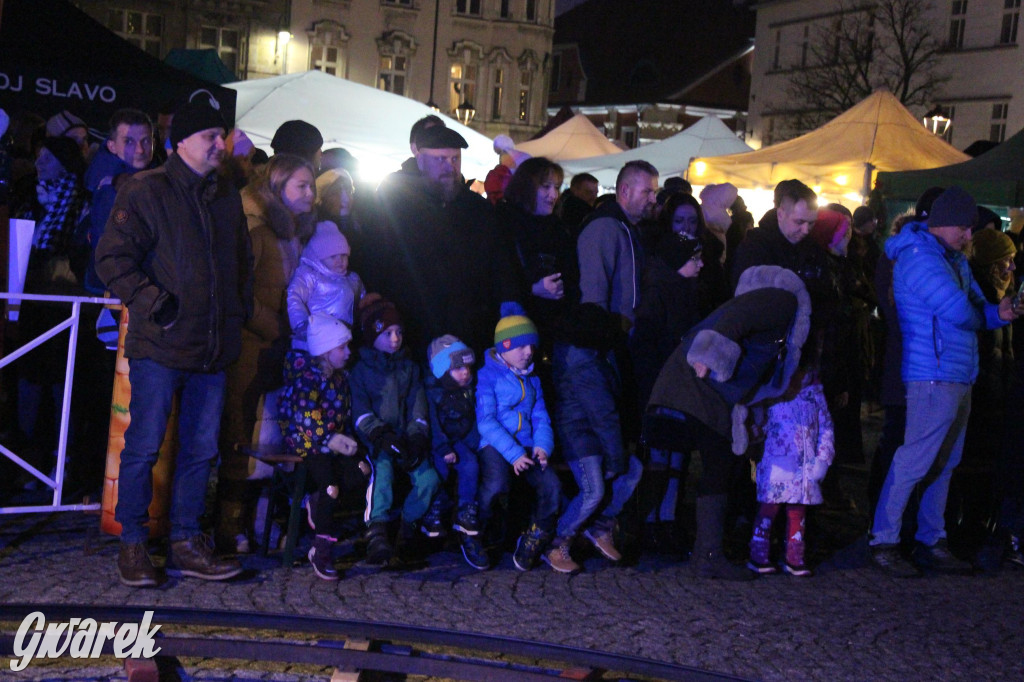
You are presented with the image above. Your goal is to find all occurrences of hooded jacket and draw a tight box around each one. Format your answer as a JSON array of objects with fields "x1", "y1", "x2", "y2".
[
  {"x1": 648, "y1": 265, "x2": 811, "y2": 454},
  {"x1": 577, "y1": 199, "x2": 645, "y2": 330},
  {"x1": 475, "y1": 349, "x2": 555, "y2": 465},
  {"x1": 95, "y1": 153, "x2": 252, "y2": 372},
  {"x1": 286, "y1": 256, "x2": 365, "y2": 341},
  {"x1": 349, "y1": 346, "x2": 428, "y2": 450},
  {"x1": 885, "y1": 221, "x2": 1005, "y2": 384}
]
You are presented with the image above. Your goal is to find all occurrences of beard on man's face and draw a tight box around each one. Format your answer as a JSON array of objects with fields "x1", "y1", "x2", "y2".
[{"x1": 427, "y1": 173, "x2": 460, "y2": 201}]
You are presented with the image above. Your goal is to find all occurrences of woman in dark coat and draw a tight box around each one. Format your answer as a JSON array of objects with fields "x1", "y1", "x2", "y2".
[{"x1": 648, "y1": 265, "x2": 812, "y2": 580}]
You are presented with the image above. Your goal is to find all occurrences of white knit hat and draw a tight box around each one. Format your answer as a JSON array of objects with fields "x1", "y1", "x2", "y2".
[
  {"x1": 307, "y1": 313, "x2": 352, "y2": 357},
  {"x1": 303, "y1": 221, "x2": 349, "y2": 263}
]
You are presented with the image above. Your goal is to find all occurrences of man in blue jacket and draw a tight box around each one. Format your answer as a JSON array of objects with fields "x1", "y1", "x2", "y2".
[{"x1": 870, "y1": 186, "x2": 1021, "y2": 576}]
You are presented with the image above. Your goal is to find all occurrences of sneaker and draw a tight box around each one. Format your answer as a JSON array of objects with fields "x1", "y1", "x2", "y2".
[
  {"x1": 460, "y1": 534, "x2": 490, "y2": 570},
  {"x1": 783, "y1": 561, "x2": 813, "y2": 577},
  {"x1": 512, "y1": 524, "x2": 547, "y2": 571},
  {"x1": 542, "y1": 539, "x2": 581, "y2": 574},
  {"x1": 746, "y1": 559, "x2": 778, "y2": 575},
  {"x1": 1007, "y1": 535, "x2": 1024, "y2": 568},
  {"x1": 583, "y1": 528, "x2": 622, "y2": 562},
  {"x1": 308, "y1": 535, "x2": 339, "y2": 581},
  {"x1": 420, "y1": 500, "x2": 445, "y2": 538},
  {"x1": 453, "y1": 503, "x2": 480, "y2": 536},
  {"x1": 912, "y1": 539, "x2": 972, "y2": 575},
  {"x1": 870, "y1": 543, "x2": 920, "y2": 578},
  {"x1": 364, "y1": 523, "x2": 393, "y2": 566},
  {"x1": 117, "y1": 542, "x2": 159, "y2": 588},
  {"x1": 167, "y1": 534, "x2": 243, "y2": 581}
]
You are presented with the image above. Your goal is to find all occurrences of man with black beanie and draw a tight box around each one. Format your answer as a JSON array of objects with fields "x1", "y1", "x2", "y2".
[{"x1": 96, "y1": 93, "x2": 253, "y2": 587}]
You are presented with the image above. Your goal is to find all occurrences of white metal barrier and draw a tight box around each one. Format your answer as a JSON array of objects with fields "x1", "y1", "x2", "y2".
[{"x1": 0, "y1": 291, "x2": 118, "y2": 514}]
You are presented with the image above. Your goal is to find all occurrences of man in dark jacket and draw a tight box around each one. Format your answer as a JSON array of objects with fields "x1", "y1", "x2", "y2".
[
  {"x1": 367, "y1": 125, "x2": 519, "y2": 356},
  {"x1": 96, "y1": 95, "x2": 252, "y2": 588}
]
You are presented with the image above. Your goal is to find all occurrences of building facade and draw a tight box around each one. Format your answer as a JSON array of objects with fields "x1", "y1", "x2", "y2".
[
  {"x1": 284, "y1": 0, "x2": 555, "y2": 141},
  {"x1": 749, "y1": 0, "x2": 1024, "y2": 151},
  {"x1": 75, "y1": 0, "x2": 556, "y2": 141}
]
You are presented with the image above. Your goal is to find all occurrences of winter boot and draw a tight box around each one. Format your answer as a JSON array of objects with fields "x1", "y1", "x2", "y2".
[
  {"x1": 395, "y1": 519, "x2": 421, "y2": 564},
  {"x1": 364, "y1": 522, "x2": 393, "y2": 566},
  {"x1": 513, "y1": 524, "x2": 549, "y2": 571},
  {"x1": 783, "y1": 505, "x2": 811, "y2": 576},
  {"x1": 691, "y1": 494, "x2": 755, "y2": 581},
  {"x1": 421, "y1": 496, "x2": 445, "y2": 537},
  {"x1": 453, "y1": 501, "x2": 480, "y2": 536},
  {"x1": 308, "y1": 534, "x2": 339, "y2": 581},
  {"x1": 542, "y1": 536, "x2": 581, "y2": 574},
  {"x1": 583, "y1": 517, "x2": 622, "y2": 561},
  {"x1": 747, "y1": 506, "x2": 778, "y2": 574}
]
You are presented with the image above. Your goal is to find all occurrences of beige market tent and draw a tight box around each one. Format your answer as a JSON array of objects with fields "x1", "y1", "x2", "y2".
[
  {"x1": 689, "y1": 90, "x2": 969, "y2": 198},
  {"x1": 514, "y1": 113, "x2": 624, "y2": 161}
]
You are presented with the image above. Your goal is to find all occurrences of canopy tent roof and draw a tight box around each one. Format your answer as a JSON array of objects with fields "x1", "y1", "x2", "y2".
[
  {"x1": 876, "y1": 126, "x2": 1024, "y2": 206},
  {"x1": 561, "y1": 116, "x2": 752, "y2": 187},
  {"x1": 226, "y1": 70, "x2": 497, "y2": 183},
  {"x1": 0, "y1": 0, "x2": 236, "y2": 131},
  {"x1": 514, "y1": 114, "x2": 624, "y2": 161},
  {"x1": 689, "y1": 91, "x2": 969, "y2": 198},
  {"x1": 164, "y1": 49, "x2": 237, "y2": 85}
]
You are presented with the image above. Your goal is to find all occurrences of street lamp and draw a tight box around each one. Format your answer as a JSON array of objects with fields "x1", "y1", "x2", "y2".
[
  {"x1": 923, "y1": 106, "x2": 951, "y2": 137},
  {"x1": 455, "y1": 100, "x2": 477, "y2": 124}
]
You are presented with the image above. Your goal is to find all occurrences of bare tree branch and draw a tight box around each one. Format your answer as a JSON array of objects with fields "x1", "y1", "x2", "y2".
[{"x1": 780, "y1": 0, "x2": 948, "y2": 140}]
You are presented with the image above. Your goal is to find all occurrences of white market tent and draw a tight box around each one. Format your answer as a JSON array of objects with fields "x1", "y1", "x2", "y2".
[
  {"x1": 560, "y1": 116, "x2": 752, "y2": 187},
  {"x1": 514, "y1": 113, "x2": 624, "y2": 161},
  {"x1": 226, "y1": 70, "x2": 497, "y2": 183},
  {"x1": 690, "y1": 90, "x2": 970, "y2": 198}
]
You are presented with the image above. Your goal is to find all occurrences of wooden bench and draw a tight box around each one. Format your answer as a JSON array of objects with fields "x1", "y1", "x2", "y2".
[{"x1": 236, "y1": 443, "x2": 308, "y2": 568}]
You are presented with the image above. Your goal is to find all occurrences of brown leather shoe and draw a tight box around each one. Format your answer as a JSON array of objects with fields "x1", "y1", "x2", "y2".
[
  {"x1": 117, "y1": 542, "x2": 160, "y2": 587},
  {"x1": 167, "y1": 534, "x2": 243, "y2": 580}
]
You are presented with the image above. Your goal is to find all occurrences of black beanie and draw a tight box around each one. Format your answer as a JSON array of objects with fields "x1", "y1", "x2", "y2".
[
  {"x1": 170, "y1": 95, "x2": 226, "y2": 148},
  {"x1": 927, "y1": 186, "x2": 977, "y2": 229},
  {"x1": 270, "y1": 120, "x2": 323, "y2": 161},
  {"x1": 657, "y1": 233, "x2": 702, "y2": 271},
  {"x1": 914, "y1": 186, "x2": 945, "y2": 220},
  {"x1": 40, "y1": 136, "x2": 85, "y2": 180}
]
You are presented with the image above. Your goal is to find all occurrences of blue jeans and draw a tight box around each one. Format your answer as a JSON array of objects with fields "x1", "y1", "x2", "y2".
[
  {"x1": 871, "y1": 381, "x2": 971, "y2": 547},
  {"x1": 551, "y1": 344, "x2": 625, "y2": 474},
  {"x1": 556, "y1": 453, "x2": 643, "y2": 539},
  {"x1": 432, "y1": 441, "x2": 480, "y2": 508},
  {"x1": 477, "y1": 445, "x2": 561, "y2": 535},
  {"x1": 115, "y1": 358, "x2": 226, "y2": 544}
]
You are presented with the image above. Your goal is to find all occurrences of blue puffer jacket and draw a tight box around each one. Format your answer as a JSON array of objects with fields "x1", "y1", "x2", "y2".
[
  {"x1": 886, "y1": 221, "x2": 1005, "y2": 384},
  {"x1": 475, "y1": 349, "x2": 555, "y2": 465}
]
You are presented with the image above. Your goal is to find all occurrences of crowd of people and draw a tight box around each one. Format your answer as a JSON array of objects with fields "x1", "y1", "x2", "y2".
[{"x1": 2, "y1": 93, "x2": 1023, "y2": 588}]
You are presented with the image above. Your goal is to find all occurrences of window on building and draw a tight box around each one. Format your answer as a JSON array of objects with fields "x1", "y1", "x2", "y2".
[
  {"x1": 500, "y1": 0, "x2": 511, "y2": 18},
  {"x1": 1001, "y1": 0, "x2": 1020, "y2": 44},
  {"x1": 378, "y1": 55, "x2": 408, "y2": 95},
  {"x1": 518, "y1": 69, "x2": 531, "y2": 122},
  {"x1": 108, "y1": 8, "x2": 162, "y2": 57},
  {"x1": 382, "y1": 0, "x2": 413, "y2": 5},
  {"x1": 308, "y1": 23, "x2": 348, "y2": 77},
  {"x1": 800, "y1": 25, "x2": 810, "y2": 67},
  {"x1": 456, "y1": 0, "x2": 482, "y2": 16},
  {"x1": 991, "y1": 102, "x2": 1009, "y2": 142},
  {"x1": 200, "y1": 26, "x2": 241, "y2": 75},
  {"x1": 449, "y1": 62, "x2": 478, "y2": 114},
  {"x1": 949, "y1": 0, "x2": 967, "y2": 49},
  {"x1": 772, "y1": 29, "x2": 781, "y2": 69},
  {"x1": 550, "y1": 53, "x2": 561, "y2": 92},
  {"x1": 491, "y1": 68, "x2": 504, "y2": 120},
  {"x1": 526, "y1": 0, "x2": 537, "y2": 21}
]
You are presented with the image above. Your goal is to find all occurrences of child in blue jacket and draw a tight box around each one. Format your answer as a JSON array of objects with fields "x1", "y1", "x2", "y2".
[
  {"x1": 476, "y1": 315, "x2": 564, "y2": 572},
  {"x1": 349, "y1": 295, "x2": 440, "y2": 566}
]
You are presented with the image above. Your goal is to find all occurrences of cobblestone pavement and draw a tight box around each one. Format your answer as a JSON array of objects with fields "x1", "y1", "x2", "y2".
[{"x1": 0, "y1": 497, "x2": 1022, "y2": 682}]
